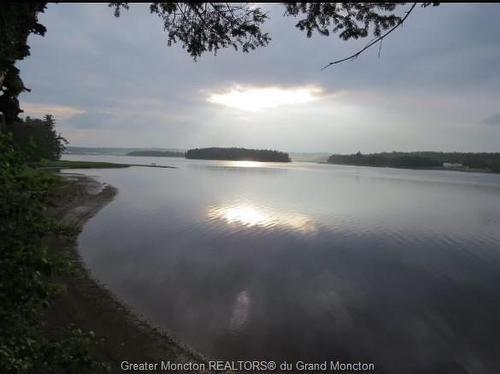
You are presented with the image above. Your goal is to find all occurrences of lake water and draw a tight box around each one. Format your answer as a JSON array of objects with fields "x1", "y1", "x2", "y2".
[{"x1": 62, "y1": 154, "x2": 500, "y2": 373}]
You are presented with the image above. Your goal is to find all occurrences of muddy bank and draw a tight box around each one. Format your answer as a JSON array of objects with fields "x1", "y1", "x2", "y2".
[{"x1": 45, "y1": 173, "x2": 206, "y2": 373}]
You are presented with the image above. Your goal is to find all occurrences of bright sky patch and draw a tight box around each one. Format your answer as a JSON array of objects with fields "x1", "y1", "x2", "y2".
[{"x1": 207, "y1": 85, "x2": 323, "y2": 111}]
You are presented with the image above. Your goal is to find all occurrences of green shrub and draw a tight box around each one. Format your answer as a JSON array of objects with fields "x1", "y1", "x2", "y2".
[{"x1": 0, "y1": 135, "x2": 107, "y2": 373}]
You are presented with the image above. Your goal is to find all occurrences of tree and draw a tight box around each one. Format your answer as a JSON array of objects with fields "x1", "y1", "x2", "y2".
[
  {"x1": 0, "y1": 2, "x2": 439, "y2": 126},
  {"x1": 0, "y1": 3, "x2": 47, "y2": 125},
  {"x1": 110, "y1": 2, "x2": 270, "y2": 59},
  {"x1": 284, "y1": 3, "x2": 439, "y2": 69},
  {"x1": 6, "y1": 114, "x2": 67, "y2": 162},
  {"x1": 0, "y1": 134, "x2": 107, "y2": 374}
]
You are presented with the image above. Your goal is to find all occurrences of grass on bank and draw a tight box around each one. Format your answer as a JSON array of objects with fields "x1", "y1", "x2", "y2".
[
  {"x1": 38, "y1": 160, "x2": 131, "y2": 169},
  {"x1": 38, "y1": 160, "x2": 176, "y2": 170}
]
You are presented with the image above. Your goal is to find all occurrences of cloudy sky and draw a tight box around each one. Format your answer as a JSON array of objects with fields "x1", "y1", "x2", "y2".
[{"x1": 18, "y1": 3, "x2": 500, "y2": 153}]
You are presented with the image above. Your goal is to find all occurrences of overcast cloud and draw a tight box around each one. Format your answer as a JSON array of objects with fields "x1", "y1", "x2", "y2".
[{"x1": 18, "y1": 3, "x2": 500, "y2": 153}]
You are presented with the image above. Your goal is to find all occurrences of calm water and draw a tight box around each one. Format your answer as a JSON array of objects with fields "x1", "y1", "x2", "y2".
[{"x1": 62, "y1": 155, "x2": 500, "y2": 373}]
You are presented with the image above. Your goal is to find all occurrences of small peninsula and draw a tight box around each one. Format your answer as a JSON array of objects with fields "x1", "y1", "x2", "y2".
[{"x1": 185, "y1": 147, "x2": 291, "y2": 162}]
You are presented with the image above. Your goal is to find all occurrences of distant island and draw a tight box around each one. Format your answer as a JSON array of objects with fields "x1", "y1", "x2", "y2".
[
  {"x1": 126, "y1": 150, "x2": 185, "y2": 157},
  {"x1": 327, "y1": 152, "x2": 500, "y2": 173},
  {"x1": 185, "y1": 147, "x2": 291, "y2": 162}
]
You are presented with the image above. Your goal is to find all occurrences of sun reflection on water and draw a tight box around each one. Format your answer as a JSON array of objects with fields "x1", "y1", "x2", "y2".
[
  {"x1": 223, "y1": 160, "x2": 264, "y2": 168},
  {"x1": 207, "y1": 203, "x2": 317, "y2": 233}
]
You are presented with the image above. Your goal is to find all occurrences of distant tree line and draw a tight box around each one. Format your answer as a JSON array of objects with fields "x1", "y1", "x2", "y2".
[
  {"x1": 5, "y1": 114, "x2": 67, "y2": 162},
  {"x1": 126, "y1": 150, "x2": 184, "y2": 157},
  {"x1": 328, "y1": 152, "x2": 500, "y2": 172},
  {"x1": 414, "y1": 152, "x2": 500, "y2": 172},
  {"x1": 186, "y1": 147, "x2": 291, "y2": 162}
]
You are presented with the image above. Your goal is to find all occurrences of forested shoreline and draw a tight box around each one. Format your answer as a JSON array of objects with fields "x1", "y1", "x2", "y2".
[
  {"x1": 185, "y1": 147, "x2": 291, "y2": 162},
  {"x1": 5, "y1": 115, "x2": 66, "y2": 161},
  {"x1": 327, "y1": 152, "x2": 500, "y2": 172},
  {"x1": 0, "y1": 111, "x2": 113, "y2": 372}
]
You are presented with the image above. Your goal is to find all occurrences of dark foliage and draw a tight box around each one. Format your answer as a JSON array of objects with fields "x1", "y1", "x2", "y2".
[
  {"x1": 328, "y1": 152, "x2": 441, "y2": 168},
  {"x1": 110, "y1": 2, "x2": 270, "y2": 59},
  {"x1": 284, "y1": 3, "x2": 440, "y2": 69},
  {"x1": 6, "y1": 115, "x2": 67, "y2": 162},
  {"x1": 0, "y1": 3, "x2": 47, "y2": 124},
  {"x1": 328, "y1": 151, "x2": 500, "y2": 172},
  {"x1": 284, "y1": 3, "x2": 439, "y2": 39},
  {"x1": 0, "y1": 135, "x2": 107, "y2": 373},
  {"x1": 186, "y1": 147, "x2": 290, "y2": 162},
  {"x1": 413, "y1": 151, "x2": 500, "y2": 172},
  {"x1": 284, "y1": 3, "x2": 402, "y2": 39}
]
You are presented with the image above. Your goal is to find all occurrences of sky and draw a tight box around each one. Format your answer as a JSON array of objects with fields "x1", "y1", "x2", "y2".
[{"x1": 18, "y1": 3, "x2": 500, "y2": 153}]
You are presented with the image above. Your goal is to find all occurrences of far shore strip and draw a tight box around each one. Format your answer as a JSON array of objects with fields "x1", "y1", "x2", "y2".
[{"x1": 39, "y1": 160, "x2": 176, "y2": 169}]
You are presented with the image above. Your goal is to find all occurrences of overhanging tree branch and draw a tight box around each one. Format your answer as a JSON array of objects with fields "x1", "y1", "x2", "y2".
[{"x1": 320, "y1": 3, "x2": 418, "y2": 71}]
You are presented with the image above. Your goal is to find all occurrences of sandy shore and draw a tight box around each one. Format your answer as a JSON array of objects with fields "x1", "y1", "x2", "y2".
[{"x1": 44, "y1": 173, "x2": 207, "y2": 373}]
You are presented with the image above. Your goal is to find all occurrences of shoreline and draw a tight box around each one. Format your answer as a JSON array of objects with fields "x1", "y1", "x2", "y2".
[
  {"x1": 38, "y1": 159, "x2": 176, "y2": 169},
  {"x1": 319, "y1": 162, "x2": 499, "y2": 174},
  {"x1": 45, "y1": 172, "x2": 207, "y2": 373}
]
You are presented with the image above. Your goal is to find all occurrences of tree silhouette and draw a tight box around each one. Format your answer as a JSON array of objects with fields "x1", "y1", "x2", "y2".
[
  {"x1": 0, "y1": 3, "x2": 47, "y2": 126},
  {"x1": 186, "y1": 147, "x2": 291, "y2": 162},
  {"x1": 110, "y1": 3, "x2": 270, "y2": 59},
  {"x1": 6, "y1": 114, "x2": 67, "y2": 161}
]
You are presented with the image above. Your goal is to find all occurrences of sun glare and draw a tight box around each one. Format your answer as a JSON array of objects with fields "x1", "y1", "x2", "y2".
[
  {"x1": 224, "y1": 160, "x2": 263, "y2": 168},
  {"x1": 207, "y1": 85, "x2": 323, "y2": 111},
  {"x1": 207, "y1": 203, "x2": 317, "y2": 233}
]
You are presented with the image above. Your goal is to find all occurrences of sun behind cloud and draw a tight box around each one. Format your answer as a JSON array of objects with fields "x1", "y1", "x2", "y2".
[{"x1": 207, "y1": 85, "x2": 323, "y2": 111}]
